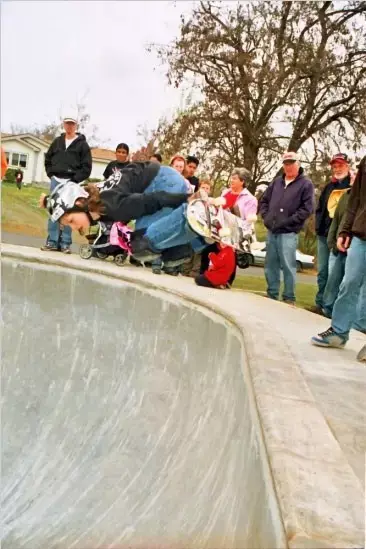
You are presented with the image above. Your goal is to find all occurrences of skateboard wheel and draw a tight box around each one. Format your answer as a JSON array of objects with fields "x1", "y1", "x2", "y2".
[
  {"x1": 219, "y1": 228, "x2": 231, "y2": 237},
  {"x1": 79, "y1": 244, "x2": 93, "y2": 259},
  {"x1": 96, "y1": 251, "x2": 108, "y2": 260},
  {"x1": 115, "y1": 253, "x2": 128, "y2": 266}
]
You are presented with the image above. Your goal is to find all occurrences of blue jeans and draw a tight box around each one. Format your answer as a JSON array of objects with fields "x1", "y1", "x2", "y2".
[
  {"x1": 323, "y1": 252, "x2": 346, "y2": 317},
  {"x1": 264, "y1": 231, "x2": 298, "y2": 302},
  {"x1": 46, "y1": 177, "x2": 72, "y2": 248},
  {"x1": 145, "y1": 203, "x2": 206, "y2": 252},
  {"x1": 332, "y1": 237, "x2": 366, "y2": 337},
  {"x1": 135, "y1": 166, "x2": 187, "y2": 231},
  {"x1": 315, "y1": 236, "x2": 330, "y2": 308}
]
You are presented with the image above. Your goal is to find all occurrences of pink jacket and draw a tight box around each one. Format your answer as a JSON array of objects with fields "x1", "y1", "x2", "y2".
[{"x1": 221, "y1": 188, "x2": 257, "y2": 221}]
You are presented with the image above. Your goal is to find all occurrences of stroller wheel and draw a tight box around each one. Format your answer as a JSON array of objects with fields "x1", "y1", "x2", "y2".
[
  {"x1": 96, "y1": 251, "x2": 108, "y2": 260},
  {"x1": 115, "y1": 253, "x2": 128, "y2": 266},
  {"x1": 79, "y1": 244, "x2": 93, "y2": 260}
]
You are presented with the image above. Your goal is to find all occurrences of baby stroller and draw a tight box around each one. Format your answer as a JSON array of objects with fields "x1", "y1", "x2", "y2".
[{"x1": 79, "y1": 221, "x2": 131, "y2": 266}]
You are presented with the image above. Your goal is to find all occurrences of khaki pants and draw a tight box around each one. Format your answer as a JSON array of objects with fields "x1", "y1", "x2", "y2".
[{"x1": 182, "y1": 252, "x2": 202, "y2": 278}]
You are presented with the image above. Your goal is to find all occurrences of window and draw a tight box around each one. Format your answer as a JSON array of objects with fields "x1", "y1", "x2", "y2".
[
  {"x1": 5, "y1": 151, "x2": 10, "y2": 163},
  {"x1": 7, "y1": 152, "x2": 28, "y2": 168}
]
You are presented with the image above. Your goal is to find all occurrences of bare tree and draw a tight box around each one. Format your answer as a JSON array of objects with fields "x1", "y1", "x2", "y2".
[{"x1": 150, "y1": 0, "x2": 366, "y2": 180}]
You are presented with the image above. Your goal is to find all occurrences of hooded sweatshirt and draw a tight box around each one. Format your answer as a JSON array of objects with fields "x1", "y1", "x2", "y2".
[
  {"x1": 97, "y1": 162, "x2": 188, "y2": 223},
  {"x1": 315, "y1": 174, "x2": 351, "y2": 237},
  {"x1": 259, "y1": 168, "x2": 314, "y2": 234},
  {"x1": 340, "y1": 155, "x2": 366, "y2": 241},
  {"x1": 45, "y1": 133, "x2": 92, "y2": 183}
]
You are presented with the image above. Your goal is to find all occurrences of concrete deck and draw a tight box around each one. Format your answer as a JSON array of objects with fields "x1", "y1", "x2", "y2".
[{"x1": 1, "y1": 244, "x2": 365, "y2": 549}]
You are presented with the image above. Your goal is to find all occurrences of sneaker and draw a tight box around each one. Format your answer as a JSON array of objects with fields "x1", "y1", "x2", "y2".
[
  {"x1": 283, "y1": 299, "x2": 296, "y2": 306},
  {"x1": 311, "y1": 327, "x2": 348, "y2": 348},
  {"x1": 357, "y1": 344, "x2": 366, "y2": 362},
  {"x1": 306, "y1": 305, "x2": 324, "y2": 316},
  {"x1": 61, "y1": 247, "x2": 72, "y2": 254},
  {"x1": 152, "y1": 267, "x2": 162, "y2": 275},
  {"x1": 40, "y1": 244, "x2": 59, "y2": 252}
]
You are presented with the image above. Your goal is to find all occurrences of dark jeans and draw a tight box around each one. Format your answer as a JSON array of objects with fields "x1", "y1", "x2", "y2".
[
  {"x1": 195, "y1": 274, "x2": 214, "y2": 288},
  {"x1": 315, "y1": 235, "x2": 330, "y2": 308}
]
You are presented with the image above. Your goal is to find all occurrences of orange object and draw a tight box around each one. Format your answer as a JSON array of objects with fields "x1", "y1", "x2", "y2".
[{"x1": 1, "y1": 147, "x2": 8, "y2": 179}]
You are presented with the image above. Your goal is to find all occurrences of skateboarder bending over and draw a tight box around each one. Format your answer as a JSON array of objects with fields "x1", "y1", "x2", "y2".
[
  {"x1": 39, "y1": 161, "x2": 208, "y2": 266},
  {"x1": 195, "y1": 243, "x2": 236, "y2": 289}
]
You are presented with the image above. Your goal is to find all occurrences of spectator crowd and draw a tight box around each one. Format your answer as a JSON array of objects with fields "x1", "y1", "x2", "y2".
[{"x1": 2, "y1": 113, "x2": 364, "y2": 356}]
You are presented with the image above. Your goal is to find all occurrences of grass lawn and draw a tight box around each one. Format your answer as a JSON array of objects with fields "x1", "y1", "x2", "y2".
[
  {"x1": 233, "y1": 274, "x2": 316, "y2": 310},
  {"x1": 1, "y1": 182, "x2": 84, "y2": 242}
]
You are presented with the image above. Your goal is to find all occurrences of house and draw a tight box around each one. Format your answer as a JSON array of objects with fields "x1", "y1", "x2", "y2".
[{"x1": 1, "y1": 133, "x2": 116, "y2": 184}]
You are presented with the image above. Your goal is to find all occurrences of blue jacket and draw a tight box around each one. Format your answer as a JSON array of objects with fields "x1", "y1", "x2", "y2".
[{"x1": 259, "y1": 169, "x2": 315, "y2": 234}]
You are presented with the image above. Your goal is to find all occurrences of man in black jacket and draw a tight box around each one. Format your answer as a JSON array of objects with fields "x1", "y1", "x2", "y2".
[
  {"x1": 41, "y1": 116, "x2": 92, "y2": 253},
  {"x1": 313, "y1": 153, "x2": 351, "y2": 313}
]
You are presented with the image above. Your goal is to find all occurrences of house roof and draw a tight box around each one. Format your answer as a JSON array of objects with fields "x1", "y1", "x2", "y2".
[
  {"x1": 1, "y1": 133, "x2": 115, "y2": 163},
  {"x1": 91, "y1": 148, "x2": 115, "y2": 162}
]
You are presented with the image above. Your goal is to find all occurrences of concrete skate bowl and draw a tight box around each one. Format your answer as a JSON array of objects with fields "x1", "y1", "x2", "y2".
[{"x1": 1, "y1": 248, "x2": 364, "y2": 549}]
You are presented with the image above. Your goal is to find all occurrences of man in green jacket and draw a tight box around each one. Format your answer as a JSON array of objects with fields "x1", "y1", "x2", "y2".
[
  {"x1": 312, "y1": 155, "x2": 366, "y2": 354},
  {"x1": 322, "y1": 187, "x2": 365, "y2": 333}
]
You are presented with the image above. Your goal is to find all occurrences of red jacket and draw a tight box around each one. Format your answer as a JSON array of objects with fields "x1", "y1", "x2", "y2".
[{"x1": 205, "y1": 246, "x2": 236, "y2": 286}]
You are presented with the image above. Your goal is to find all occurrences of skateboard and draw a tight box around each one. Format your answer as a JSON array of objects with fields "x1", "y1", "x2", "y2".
[
  {"x1": 186, "y1": 196, "x2": 254, "y2": 267},
  {"x1": 357, "y1": 344, "x2": 366, "y2": 362},
  {"x1": 79, "y1": 221, "x2": 131, "y2": 266}
]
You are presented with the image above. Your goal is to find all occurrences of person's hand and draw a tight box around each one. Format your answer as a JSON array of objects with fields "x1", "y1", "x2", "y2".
[
  {"x1": 337, "y1": 235, "x2": 350, "y2": 253},
  {"x1": 208, "y1": 196, "x2": 226, "y2": 207},
  {"x1": 38, "y1": 193, "x2": 47, "y2": 208}
]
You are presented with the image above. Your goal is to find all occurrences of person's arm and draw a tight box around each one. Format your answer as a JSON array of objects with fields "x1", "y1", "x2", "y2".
[
  {"x1": 102, "y1": 190, "x2": 188, "y2": 223},
  {"x1": 258, "y1": 182, "x2": 274, "y2": 219},
  {"x1": 103, "y1": 163, "x2": 112, "y2": 180},
  {"x1": 72, "y1": 143, "x2": 92, "y2": 183},
  {"x1": 44, "y1": 140, "x2": 56, "y2": 178},
  {"x1": 340, "y1": 159, "x2": 363, "y2": 236},
  {"x1": 288, "y1": 181, "x2": 315, "y2": 226},
  {"x1": 208, "y1": 250, "x2": 225, "y2": 269}
]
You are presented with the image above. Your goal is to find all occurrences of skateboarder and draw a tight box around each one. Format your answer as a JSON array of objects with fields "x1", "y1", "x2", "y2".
[
  {"x1": 311, "y1": 155, "x2": 366, "y2": 359},
  {"x1": 39, "y1": 161, "x2": 209, "y2": 266}
]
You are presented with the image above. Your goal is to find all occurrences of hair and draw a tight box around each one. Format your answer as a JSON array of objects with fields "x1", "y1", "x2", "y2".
[
  {"x1": 116, "y1": 143, "x2": 129, "y2": 154},
  {"x1": 170, "y1": 154, "x2": 186, "y2": 167},
  {"x1": 231, "y1": 167, "x2": 250, "y2": 183},
  {"x1": 199, "y1": 178, "x2": 211, "y2": 188},
  {"x1": 150, "y1": 152, "x2": 162, "y2": 162},
  {"x1": 186, "y1": 155, "x2": 199, "y2": 167},
  {"x1": 83, "y1": 184, "x2": 106, "y2": 215}
]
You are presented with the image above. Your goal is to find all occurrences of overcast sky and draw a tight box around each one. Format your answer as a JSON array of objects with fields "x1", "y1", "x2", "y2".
[{"x1": 1, "y1": 1, "x2": 195, "y2": 149}]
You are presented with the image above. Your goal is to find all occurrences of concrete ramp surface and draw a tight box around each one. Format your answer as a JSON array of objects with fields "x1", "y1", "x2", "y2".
[
  {"x1": 2, "y1": 248, "x2": 364, "y2": 549},
  {"x1": 2, "y1": 258, "x2": 283, "y2": 549}
]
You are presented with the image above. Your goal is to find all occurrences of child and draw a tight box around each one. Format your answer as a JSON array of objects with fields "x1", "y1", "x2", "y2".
[{"x1": 195, "y1": 243, "x2": 236, "y2": 289}]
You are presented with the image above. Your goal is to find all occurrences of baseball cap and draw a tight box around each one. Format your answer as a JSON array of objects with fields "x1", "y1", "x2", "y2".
[
  {"x1": 282, "y1": 151, "x2": 299, "y2": 163},
  {"x1": 63, "y1": 116, "x2": 77, "y2": 124},
  {"x1": 330, "y1": 153, "x2": 349, "y2": 165}
]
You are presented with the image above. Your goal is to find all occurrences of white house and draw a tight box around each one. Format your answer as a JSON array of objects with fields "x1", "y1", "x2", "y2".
[{"x1": 1, "y1": 133, "x2": 115, "y2": 184}]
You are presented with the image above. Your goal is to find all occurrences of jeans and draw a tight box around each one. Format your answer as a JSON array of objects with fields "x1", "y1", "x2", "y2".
[
  {"x1": 332, "y1": 237, "x2": 366, "y2": 337},
  {"x1": 46, "y1": 177, "x2": 72, "y2": 248},
  {"x1": 145, "y1": 203, "x2": 207, "y2": 252},
  {"x1": 315, "y1": 236, "x2": 330, "y2": 308},
  {"x1": 264, "y1": 231, "x2": 298, "y2": 302},
  {"x1": 323, "y1": 252, "x2": 346, "y2": 317},
  {"x1": 135, "y1": 165, "x2": 187, "y2": 231}
]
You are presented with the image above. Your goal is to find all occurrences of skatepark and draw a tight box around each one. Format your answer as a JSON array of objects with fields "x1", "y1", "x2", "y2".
[{"x1": 2, "y1": 244, "x2": 365, "y2": 549}]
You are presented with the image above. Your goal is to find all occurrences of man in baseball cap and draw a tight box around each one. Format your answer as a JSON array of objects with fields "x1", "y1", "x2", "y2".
[
  {"x1": 311, "y1": 152, "x2": 352, "y2": 314},
  {"x1": 41, "y1": 113, "x2": 92, "y2": 253}
]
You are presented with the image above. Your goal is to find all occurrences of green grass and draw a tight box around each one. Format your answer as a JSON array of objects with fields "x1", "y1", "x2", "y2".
[
  {"x1": 233, "y1": 274, "x2": 316, "y2": 310},
  {"x1": 1, "y1": 181, "x2": 84, "y2": 241}
]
